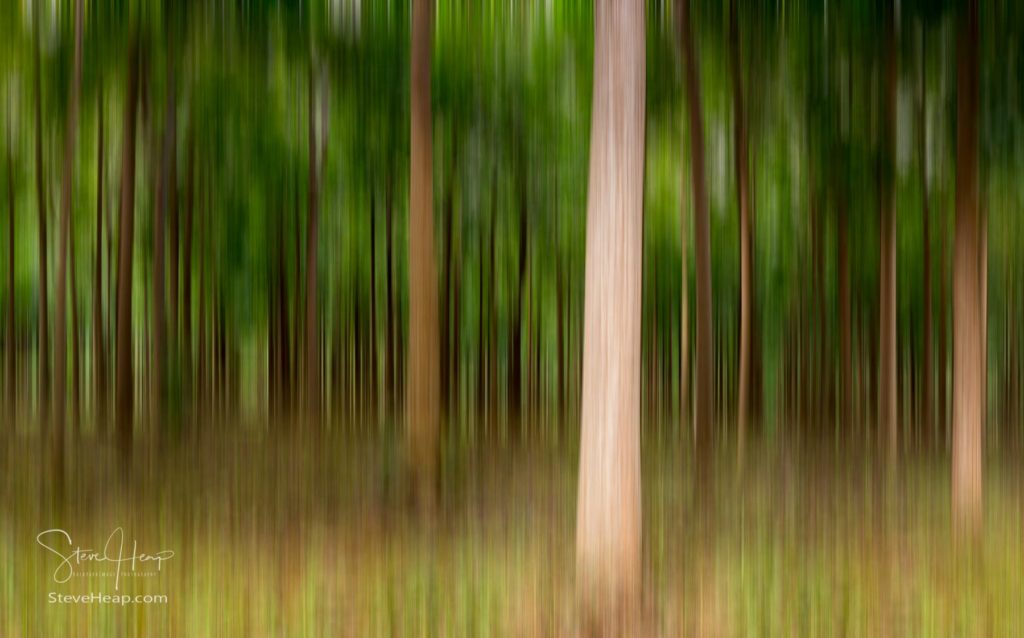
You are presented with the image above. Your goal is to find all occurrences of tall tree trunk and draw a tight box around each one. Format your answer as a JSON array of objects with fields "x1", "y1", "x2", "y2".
[
  {"x1": 6, "y1": 130, "x2": 15, "y2": 413},
  {"x1": 53, "y1": 0, "x2": 83, "y2": 449},
  {"x1": 680, "y1": 0, "x2": 713, "y2": 442},
  {"x1": 576, "y1": 0, "x2": 645, "y2": 624},
  {"x1": 937, "y1": 199, "x2": 949, "y2": 441},
  {"x1": 115, "y1": 37, "x2": 141, "y2": 462},
  {"x1": 33, "y1": 7, "x2": 50, "y2": 426},
  {"x1": 408, "y1": 0, "x2": 441, "y2": 511},
  {"x1": 182, "y1": 126, "x2": 195, "y2": 408},
  {"x1": 838, "y1": 187, "x2": 852, "y2": 430},
  {"x1": 94, "y1": 91, "x2": 107, "y2": 432},
  {"x1": 70, "y1": 223, "x2": 81, "y2": 433},
  {"x1": 369, "y1": 181, "x2": 378, "y2": 420},
  {"x1": 953, "y1": 0, "x2": 982, "y2": 533},
  {"x1": 152, "y1": 51, "x2": 176, "y2": 430},
  {"x1": 440, "y1": 139, "x2": 456, "y2": 420},
  {"x1": 487, "y1": 171, "x2": 498, "y2": 427},
  {"x1": 919, "y1": 34, "x2": 933, "y2": 439},
  {"x1": 729, "y1": 0, "x2": 753, "y2": 441},
  {"x1": 385, "y1": 166, "x2": 395, "y2": 413},
  {"x1": 879, "y1": 13, "x2": 898, "y2": 458},
  {"x1": 511, "y1": 151, "x2": 528, "y2": 424},
  {"x1": 305, "y1": 62, "x2": 320, "y2": 419}
]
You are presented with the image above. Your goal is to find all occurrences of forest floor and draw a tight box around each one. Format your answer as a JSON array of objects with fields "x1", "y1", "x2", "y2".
[{"x1": 1, "y1": 423, "x2": 1022, "y2": 636}]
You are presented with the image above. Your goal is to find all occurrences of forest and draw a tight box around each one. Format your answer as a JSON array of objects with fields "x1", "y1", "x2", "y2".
[{"x1": 2, "y1": 0, "x2": 1024, "y2": 635}]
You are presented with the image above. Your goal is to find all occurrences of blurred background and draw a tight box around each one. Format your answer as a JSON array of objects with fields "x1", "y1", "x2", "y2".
[{"x1": 1, "y1": 0, "x2": 1023, "y2": 635}]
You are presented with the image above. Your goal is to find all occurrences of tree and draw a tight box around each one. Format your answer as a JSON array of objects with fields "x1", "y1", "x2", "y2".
[
  {"x1": 879, "y1": 8, "x2": 898, "y2": 458},
  {"x1": 115, "y1": 35, "x2": 141, "y2": 460},
  {"x1": 680, "y1": 0, "x2": 713, "y2": 441},
  {"x1": 575, "y1": 0, "x2": 645, "y2": 624},
  {"x1": 305, "y1": 60, "x2": 321, "y2": 419},
  {"x1": 407, "y1": 0, "x2": 441, "y2": 509},
  {"x1": 953, "y1": 0, "x2": 983, "y2": 533},
  {"x1": 54, "y1": 0, "x2": 84, "y2": 439},
  {"x1": 94, "y1": 90, "x2": 107, "y2": 431},
  {"x1": 5, "y1": 127, "x2": 13, "y2": 414},
  {"x1": 33, "y1": 5, "x2": 50, "y2": 426}
]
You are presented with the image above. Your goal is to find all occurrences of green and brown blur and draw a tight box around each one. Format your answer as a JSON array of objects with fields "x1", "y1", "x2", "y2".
[{"x1": 2, "y1": 0, "x2": 1023, "y2": 635}]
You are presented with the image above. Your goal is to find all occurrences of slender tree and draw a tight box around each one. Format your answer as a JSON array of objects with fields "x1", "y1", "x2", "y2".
[
  {"x1": 680, "y1": 0, "x2": 713, "y2": 440},
  {"x1": 33, "y1": 5, "x2": 50, "y2": 426},
  {"x1": 407, "y1": 0, "x2": 441, "y2": 509},
  {"x1": 94, "y1": 91, "x2": 107, "y2": 431},
  {"x1": 115, "y1": 36, "x2": 141, "y2": 458},
  {"x1": 305, "y1": 61, "x2": 321, "y2": 419},
  {"x1": 5, "y1": 127, "x2": 14, "y2": 414},
  {"x1": 575, "y1": 0, "x2": 645, "y2": 623},
  {"x1": 54, "y1": 0, "x2": 84, "y2": 439},
  {"x1": 879, "y1": 9, "x2": 898, "y2": 458},
  {"x1": 953, "y1": 0, "x2": 983, "y2": 532}
]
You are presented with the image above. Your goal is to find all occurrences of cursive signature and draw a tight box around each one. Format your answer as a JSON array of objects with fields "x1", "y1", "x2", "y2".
[{"x1": 36, "y1": 528, "x2": 175, "y2": 591}]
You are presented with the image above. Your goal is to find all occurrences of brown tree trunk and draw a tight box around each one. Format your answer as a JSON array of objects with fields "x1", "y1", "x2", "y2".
[
  {"x1": 151, "y1": 51, "x2": 176, "y2": 430},
  {"x1": 838, "y1": 185, "x2": 852, "y2": 430},
  {"x1": 730, "y1": 0, "x2": 753, "y2": 442},
  {"x1": 70, "y1": 223, "x2": 81, "y2": 433},
  {"x1": 305, "y1": 62, "x2": 320, "y2": 419},
  {"x1": 94, "y1": 91, "x2": 108, "y2": 432},
  {"x1": 53, "y1": 0, "x2": 83, "y2": 446},
  {"x1": 680, "y1": 0, "x2": 713, "y2": 442},
  {"x1": 879, "y1": 14, "x2": 898, "y2": 459},
  {"x1": 487, "y1": 173, "x2": 498, "y2": 426},
  {"x1": 576, "y1": 0, "x2": 645, "y2": 625},
  {"x1": 919, "y1": 37, "x2": 933, "y2": 439},
  {"x1": 440, "y1": 140, "x2": 457, "y2": 420},
  {"x1": 6, "y1": 131, "x2": 15, "y2": 413},
  {"x1": 115, "y1": 37, "x2": 141, "y2": 461},
  {"x1": 33, "y1": 7, "x2": 50, "y2": 426},
  {"x1": 952, "y1": 0, "x2": 983, "y2": 533},
  {"x1": 511, "y1": 152, "x2": 528, "y2": 423},
  {"x1": 385, "y1": 167, "x2": 396, "y2": 413},
  {"x1": 407, "y1": 0, "x2": 441, "y2": 511},
  {"x1": 369, "y1": 183, "x2": 378, "y2": 420},
  {"x1": 182, "y1": 126, "x2": 195, "y2": 407}
]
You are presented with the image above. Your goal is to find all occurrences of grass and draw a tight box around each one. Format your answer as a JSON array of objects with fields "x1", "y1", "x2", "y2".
[{"x1": 1, "y1": 425, "x2": 1022, "y2": 636}]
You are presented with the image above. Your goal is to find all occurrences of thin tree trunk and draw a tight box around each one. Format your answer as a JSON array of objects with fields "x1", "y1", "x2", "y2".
[
  {"x1": 575, "y1": 0, "x2": 645, "y2": 625},
  {"x1": 305, "y1": 61, "x2": 320, "y2": 419},
  {"x1": 487, "y1": 171, "x2": 498, "y2": 427},
  {"x1": 152, "y1": 51, "x2": 176, "y2": 430},
  {"x1": 385, "y1": 166, "x2": 395, "y2": 413},
  {"x1": 680, "y1": 0, "x2": 713, "y2": 442},
  {"x1": 33, "y1": 7, "x2": 50, "y2": 426},
  {"x1": 408, "y1": 0, "x2": 441, "y2": 512},
  {"x1": 70, "y1": 224, "x2": 81, "y2": 433},
  {"x1": 6, "y1": 129, "x2": 15, "y2": 413},
  {"x1": 919, "y1": 33, "x2": 933, "y2": 439},
  {"x1": 952, "y1": 0, "x2": 983, "y2": 534},
  {"x1": 440, "y1": 139, "x2": 456, "y2": 420},
  {"x1": 730, "y1": 0, "x2": 753, "y2": 442},
  {"x1": 182, "y1": 125, "x2": 195, "y2": 406},
  {"x1": 511, "y1": 150, "x2": 528, "y2": 424},
  {"x1": 115, "y1": 36, "x2": 141, "y2": 462},
  {"x1": 53, "y1": 0, "x2": 83, "y2": 449},
  {"x1": 879, "y1": 14, "x2": 898, "y2": 459},
  {"x1": 94, "y1": 90, "x2": 107, "y2": 431}
]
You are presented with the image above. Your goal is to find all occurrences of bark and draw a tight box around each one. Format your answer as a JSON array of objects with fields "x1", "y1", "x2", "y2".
[
  {"x1": 53, "y1": 0, "x2": 83, "y2": 441},
  {"x1": 6, "y1": 132, "x2": 15, "y2": 412},
  {"x1": 369, "y1": 182, "x2": 378, "y2": 420},
  {"x1": 680, "y1": 0, "x2": 713, "y2": 441},
  {"x1": 152, "y1": 52, "x2": 177, "y2": 429},
  {"x1": 730, "y1": 0, "x2": 753, "y2": 440},
  {"x1": 879, "y1": 14, "x2": 898, "y2": 458},
  {"x1": 182, "y1": 125, "x2": 195, "y2": 399},
  {"x1": 575, "y1": 0, "x2": 645, "y2": 624},
  {"x1": 952, "y1": 0, "x2": 983, "y2": 533},
  {"x1": 385, "y1": 167, "x2": 395, "y2": 413},
  {"x1": 919, "y1": 36, "x2": 933, "y2": 438},
  {"x1": 305, "y1": 62, "x2": 320, "y2": 419},
  {"x1": 408, "y1": 0, "x2": 441, "y2": 511},
  {"x1": 33, "y1": 7, "x2": 50, "y2": 425},
  {"x1": 115, "y1": 37, "x2": 141, "y2": 459},
  {"x1": 94, "y1": 91, "x2": 107, "y2": 431}
]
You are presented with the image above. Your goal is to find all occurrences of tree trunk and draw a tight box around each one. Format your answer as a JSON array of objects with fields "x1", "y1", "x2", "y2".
[
  {"x1": 680, "y1": 0, "x2": 713, "y2": 442},
  {"x1": 6, "y1": 131, "x2": 15, "y2": 413},
  {"x1": 182, "y1": 126, "x2": 195, "y2": 408},
  {"x1": 919, "y1": 36, "x2": 933, "y2": 439},
  {"x1": 33, "y1": 7, "x2": 50, "y2": 426},
  {"x1": 385, "y1": 167, "x2": 396, "y2": 414},
  {"x1": 152, "y1": 51, "x2": 176, "y2": 430},
  {"x1": 94, "y1": 90, "x2": 108, "y2": 432},
  {"x1": 53, "y1": 0, "x2": 83, "y2": 448},
  {"x1": 440, "y1": 139, "x2": 456, "y2": 420},
  {"x1": 511, "y1": 152, "x2": 528, "y2": 423},
  {"x1": 575, "y1": 0, "x2": 645, "y2": 625},
  {"x1": 730, "y1": 0, "x2": 753, "y2": 441},
  {"x1": 115, "y1": 37, "x2": 141, "y2": 462},
  {"x1": 408, "y1": 0, "x2": 441, "y2": 511},
  {"x1": 70, "y1": 222, "x2": 81, "y2": 433},
  {"x1": 305, "y1": 62, "x2": 320, "y2": 419},
  {"x1": 953, "y1": 0, "x2": 983, "y2": 533},
  {"x1": 369, "y1": 181, "x2": 378, "y2": 420},
  {"x1": 838, "y1": 182, "x2": 852, "y2": 430},
  {"x1": 879, "y1": 14, "x2": 898, "y2": 459}
]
